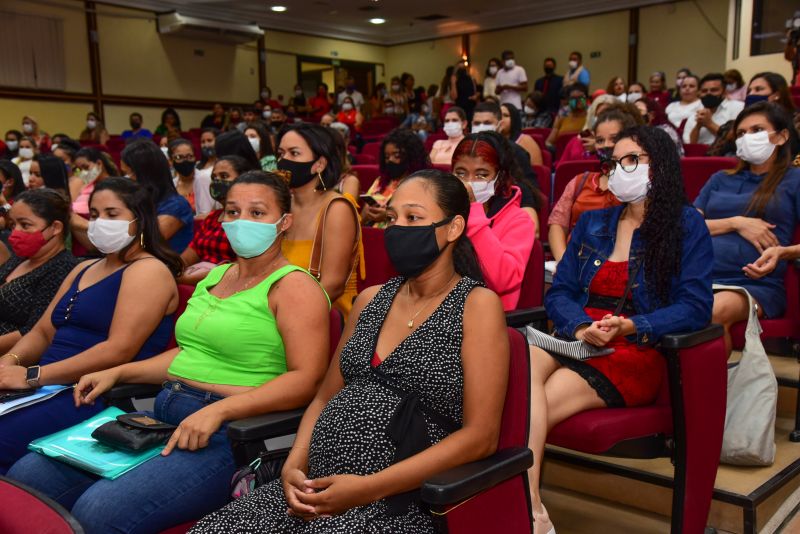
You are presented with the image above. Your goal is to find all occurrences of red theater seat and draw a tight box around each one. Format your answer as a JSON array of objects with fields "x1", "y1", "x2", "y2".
[
  {"x1": 0, "y1": 476, "x2": 84, "y2": 534},
  {"x1": 517, "y1": 239, "x2": 544, "y2": 309},
  {"x1": 680, "y1": 157, "x2": 737, "y2": 202},
  {"x1": 360, "y1": 141, "x2": 382, "y2": 161},
  {"x1": 350, "y1": 164, "x2": 381, "y2": 194},
  {"x1": 554, "y1": 133, "x2": 576, "y2": 162},
  {"x1": 683, "y1": 143, "x2": 710, "y2": 157},
  {"x1": 552, "y1": 160, "x2": 601, "y2": 205},
  {"x1": 358, "y1": 227, "x2": 396, "y2": 292}
]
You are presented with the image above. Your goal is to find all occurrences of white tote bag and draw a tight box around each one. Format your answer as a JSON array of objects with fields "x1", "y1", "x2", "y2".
[{"x1": 714, "y1": 284, "x2": 777, "y2": 466}]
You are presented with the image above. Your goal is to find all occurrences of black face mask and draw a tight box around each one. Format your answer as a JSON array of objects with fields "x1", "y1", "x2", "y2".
[
  {"x1": 701, "y1": 94, "x2": 723, "y2": 109},
  {"x1": 544, "y1": 67, "x2": 555, "y2": 75},
  {"x1": 383, "y1": 217, "x2": 453, "y2": 278},
  {"x1": 174, "y1": 160, "x2": 196, "y2": 177},
  {"x1": 385, "y1": 161, "x2": 407, "y2": 180},
  {"x1": 209, "y1": 179, "x2": 231, "y2": 202},
  {"x1": 277, "y1": 158, "x2": 317, "y2": 188},
  {"x1": 202, "y1": 146, "x2": 215, "y2": 158},
  {"x1": 130, "y1": 121, "x2": 142, "y2": 130}
]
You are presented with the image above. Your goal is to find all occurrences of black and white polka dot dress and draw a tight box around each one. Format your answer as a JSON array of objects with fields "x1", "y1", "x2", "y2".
[{"x1": 190, "y1": 275, "x2": 479, "y2": 533}]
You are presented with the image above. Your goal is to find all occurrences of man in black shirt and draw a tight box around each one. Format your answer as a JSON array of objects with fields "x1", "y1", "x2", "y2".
[{"x1": 534, "y1": 57, "x2": 563, "y2": 115}]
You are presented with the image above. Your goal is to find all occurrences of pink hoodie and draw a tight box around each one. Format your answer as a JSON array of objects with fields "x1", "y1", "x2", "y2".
[{"x1": 467, "y1": 186, "x2": 535, "y2": 311}]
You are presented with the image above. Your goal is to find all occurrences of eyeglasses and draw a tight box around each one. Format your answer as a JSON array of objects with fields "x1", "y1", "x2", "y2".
[
  {"x1": 172, "y1": 154, "x2": 196, "y2": 163},
  {"x1": 607, "y1": 153, "x2": 649, "y2": 176}
]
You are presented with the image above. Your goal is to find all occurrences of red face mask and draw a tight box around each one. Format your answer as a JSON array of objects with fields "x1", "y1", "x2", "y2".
[{"x1": 8, "y1": 228, "x2": 49, "y2": 258}]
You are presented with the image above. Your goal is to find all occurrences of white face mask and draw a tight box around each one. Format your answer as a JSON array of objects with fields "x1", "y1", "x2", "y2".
[
  {"x1": 261, "y1": 91, "x2": 270, "y2": 99},
  {"x1": 627, "y1": 92, "x2": 643, "y2": 103},
  {"x1": 504, "y1": 59, "x2": 515, "y2": 69},
  {"x1": 160, "y1": 147, "x2": 169, "y2": 158},
  {"x1": 87, "y1": 119, "x2": 97, "y2": 129},
  {"x1": 609, "y1": 163, "x2": 650, "y2": 203},
  {"x1": 6, "y1": 140, "x2": 18, "y2": 152},
  {"x1": 471, "y1": 178, "x2": 497, "y2": 204},
  {"x1": 385, "y1": 107, "x2": 394, "y2": 115},
  {"x1": 22, "y1": 123, "x2": 34, "y2": 134},
  {"x1": 524, "y1": 105, "x2": 536, "y2": 115},
  {"x1": 616, "y1": 94, "x2": 627, "y2": 103},
  {"x1": 248, "y1": 136, "x2": 261, "y2": 154},
  {"x1": 726, "y1": 83, "x2": 737, "y2": 92},
  {"x1": 342, "y1": 102, "x2": 353, "y2": 111},
  {"x1": 489, "y1": 66, "x2": 498, "y2": 76},
  {"x1": 262, "y1": 110, "x2": 272, "y2": 119},
  {"x1": 295, "y1": 89, "x2": 303, "y2": 96},
  {"x1": 443, "y1": 121, "x2": 463, "y2": 138},
  {"x1": 472, "y1": 123, "x2": 496, "y2": 134},
  {"x1": 18, "y1": 147, "x2": 34, "y2": 160},
  {"x1": 391, "y1": 84, "x2": 401, "y2": 92},
  {"x1": 735, "y1": 131, "x2": 776, "y2": 165},
  {"x1": 569, "y1": 60, "x2": 579, "y2": 70},
  {"x1": 88, "y1": 218, "x2": 136, "y2": 254},
  {"x1": 675, "y1": 78, "x2": 684, "y2": 87}
]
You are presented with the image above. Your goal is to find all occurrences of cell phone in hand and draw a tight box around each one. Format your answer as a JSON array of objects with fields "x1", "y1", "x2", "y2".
[{"x1": 360, "y1": 194, "x2": 379, "y2": 207}]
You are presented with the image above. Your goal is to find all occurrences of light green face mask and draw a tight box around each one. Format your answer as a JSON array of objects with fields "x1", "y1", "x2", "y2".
[{"x1": 222, "y1": 215, "x2": 285, "y2": 258}]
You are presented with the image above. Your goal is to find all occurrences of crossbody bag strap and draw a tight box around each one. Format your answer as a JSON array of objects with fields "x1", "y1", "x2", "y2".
[
  {"x1": 568, "y1": 171, "x2": 592, "y2": 229},
  {"x1": 613, "y1": 259, "x2": 642, "y2": 316}
]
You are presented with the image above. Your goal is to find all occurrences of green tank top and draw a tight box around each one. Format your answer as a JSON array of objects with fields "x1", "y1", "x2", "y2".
[{"x1": 168, "y1": 263, "x2": 321, "y2": 387}]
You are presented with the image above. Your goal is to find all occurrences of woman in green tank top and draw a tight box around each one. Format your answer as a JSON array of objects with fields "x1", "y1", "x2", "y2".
[{"x1": 10, "y1": 171, "x2": 331, "y2": 533}]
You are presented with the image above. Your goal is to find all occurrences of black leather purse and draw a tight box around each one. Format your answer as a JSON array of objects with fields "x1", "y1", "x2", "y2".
[{"x1": 91, "y1": 414, "x2": 177, "y2": 452}]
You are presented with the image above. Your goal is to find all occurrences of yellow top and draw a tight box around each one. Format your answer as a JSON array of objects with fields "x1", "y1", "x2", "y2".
[{"x1": 282, "y1": 196, "x2": 364, "y2": 316}]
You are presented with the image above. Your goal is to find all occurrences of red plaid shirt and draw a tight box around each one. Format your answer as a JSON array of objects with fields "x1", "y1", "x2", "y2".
[{"x1": 189, "y1": 209, "x2": 236, "y2": 264}]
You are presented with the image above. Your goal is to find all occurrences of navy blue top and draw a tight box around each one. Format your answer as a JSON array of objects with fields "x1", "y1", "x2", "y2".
[
  {"x1": 157, "y1": 193, "x2": 194, "y2": 254},
  {"x1": 694, "y1": 167, "x2": 800, "y2": 318},
  {"x1": 546, "y1": 205, "x2": 714, "y2": 345},
  {"x1": 41, "y1": 260, "x2": 172, "y2": 369},
  {"x1": 121, "y1": 129, "x2": 153, "y2": 140}
]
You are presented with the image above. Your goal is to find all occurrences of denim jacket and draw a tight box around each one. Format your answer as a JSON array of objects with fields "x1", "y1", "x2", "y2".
[{"x1": 545, "y1": 205, "x2": 714, "y2": 345}]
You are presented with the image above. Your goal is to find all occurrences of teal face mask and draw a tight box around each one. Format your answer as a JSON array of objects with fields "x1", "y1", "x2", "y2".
[{"x1": 222, "y1": 215, "x2": 285, "y2": 259}]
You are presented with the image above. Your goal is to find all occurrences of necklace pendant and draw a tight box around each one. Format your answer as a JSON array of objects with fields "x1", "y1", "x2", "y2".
[{"x1": 407, "y1": 319, "x2": 414, "y2": 328}]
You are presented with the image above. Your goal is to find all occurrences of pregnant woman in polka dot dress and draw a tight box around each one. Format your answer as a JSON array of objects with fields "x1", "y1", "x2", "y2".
[{"x1": 191, "y1": 170, "x2": 510, "y2": 533}]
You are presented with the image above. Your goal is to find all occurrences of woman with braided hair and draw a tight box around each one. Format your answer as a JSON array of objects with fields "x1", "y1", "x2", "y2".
[{"x1": 527, "y1": 125, "x2": 714, "y2": 534}]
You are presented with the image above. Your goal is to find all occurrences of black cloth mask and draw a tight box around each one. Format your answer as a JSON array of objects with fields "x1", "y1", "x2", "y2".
[
  {"x1": 174, "y1": 160, "x2": 196, "y2": 177},
  {"x1": 383, "y1": 217, "x2": 453, "y2": 278},
  {"x1": 385, "y1": 161, "x2": 407, "y2": 181},
  {"x1": 701, "y1": 94, "x2": 723, "y2": 109}
]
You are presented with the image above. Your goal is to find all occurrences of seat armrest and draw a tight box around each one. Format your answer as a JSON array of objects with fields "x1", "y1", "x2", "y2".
[
  {"x1": 506, "y1": 307, "x2": 547, "y2": 329},
  {"x1": 227, "y1": 409, "x2": 305, "y2": 442},
  {"x1": 659, "y1": 324, "x2": 723, "y2": 350},
  {"x1": 420, "y1": 447, "x2": 533, "y2": 506},
  {"x1": 103, "y1": 383, "x2": 162, "y2": 401}
]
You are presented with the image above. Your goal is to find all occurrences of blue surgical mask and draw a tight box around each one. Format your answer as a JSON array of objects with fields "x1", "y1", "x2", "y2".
[{"x1": 222, "y1": 215, "x2": 286, "y2": 258}]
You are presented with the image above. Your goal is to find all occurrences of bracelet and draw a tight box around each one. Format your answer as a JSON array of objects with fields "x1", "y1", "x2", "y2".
[{"x1": 3, "y1": 353, "x2": 21, "y2": 365}]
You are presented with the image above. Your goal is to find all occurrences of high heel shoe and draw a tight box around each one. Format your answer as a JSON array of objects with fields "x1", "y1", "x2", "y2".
[{"x1": 532, "y1": 503, "x2": 556, "y2": 534}]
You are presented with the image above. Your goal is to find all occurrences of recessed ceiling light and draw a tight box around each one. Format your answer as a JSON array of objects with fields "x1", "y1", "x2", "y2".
[
  {"x1": 369, "y1": 18, "x2": 386, "y2": 24},
  {"x1": 270, "y1": 5, "x2": 287, "y2": 12}
]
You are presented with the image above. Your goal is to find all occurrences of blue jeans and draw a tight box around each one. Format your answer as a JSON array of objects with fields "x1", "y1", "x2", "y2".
[{"x1": 7, "y1": 381, "x2": 236, "y2": 534}]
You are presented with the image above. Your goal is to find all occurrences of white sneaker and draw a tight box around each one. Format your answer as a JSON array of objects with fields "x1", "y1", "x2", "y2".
[{"x1": 533, "y1": 503, "x2": 556, "y2": 534}]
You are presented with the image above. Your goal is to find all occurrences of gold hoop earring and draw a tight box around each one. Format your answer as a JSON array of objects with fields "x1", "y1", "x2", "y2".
[{"x1": 317, "y1": 171, "x2": 326, "y2": 191}]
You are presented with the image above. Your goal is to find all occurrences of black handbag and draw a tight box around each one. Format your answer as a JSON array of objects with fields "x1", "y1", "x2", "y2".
[{"x1": 91, "y1": 413, "x2": 177, "y2": 452}]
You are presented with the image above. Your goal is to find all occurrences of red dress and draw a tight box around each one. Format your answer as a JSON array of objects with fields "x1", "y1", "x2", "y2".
[{"x1": 559, "y1": 260, "x2": 664, "y2": 407}]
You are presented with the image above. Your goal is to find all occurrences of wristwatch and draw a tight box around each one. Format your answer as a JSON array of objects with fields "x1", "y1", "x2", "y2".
[{"x1": 26, "y1": 365, "x2": 41, "y2": 389}]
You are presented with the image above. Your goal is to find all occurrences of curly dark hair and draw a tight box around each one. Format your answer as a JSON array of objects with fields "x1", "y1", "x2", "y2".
[
  {"x1": 616, "y1": 126, "x2": 688, "y2": 306},
  {"x1": 378, "y1": 128, "x2": 429, "y2": 188}
]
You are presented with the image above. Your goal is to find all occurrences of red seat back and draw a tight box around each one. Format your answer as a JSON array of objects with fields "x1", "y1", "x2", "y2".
[
  {"x1": 166, "y1": 284, "x2": 195, "y2": 350},
  {"x1": 552, "y1": 160, "x2": 601, "y2": 205},
  {"x1": 328, "y1": 308, "x2": 344, "y2": 359},
  {"x1": 680, "y1": 157, "x2": 737, "y2": 202},
  {"x1": 361, "y1": 118, "x2": 397, "y2": 137},
  {"x1": 354, "y1": 153, "x2": 377, "y2": 165},
  {"x1": 0, "y1": 477, "x2": 82, "y2": 534},
  {"x1": 360, "y1": 142, "x2": 382, "y2": 161},
  {"x1": 443, "y1": 328, "x2": 531, "y2": 533},
  {"x1": 539, "y1": 144, "x2": 552, "y2": 169},
  {"x1": 357, "y1": 227, "x2": 397, "y2": 292},
  {"x1": 533, "y1": 165, "x2": 551, "y2": 205},
  {"x1": 517, "y1": 239, "x2": 544, "y2": 309},
  {"x1": 350, "y1": 164, "x2": 381, "y2": 194},
  {"x1": 554, "y1": 133, "x2": 576, "y2": 162},
  {"x1": 683, "y1": 143, "x2": 709, "y2": 157},
  {"x1": 523, "y1": 127, "x2": 551, "y2": 139}
]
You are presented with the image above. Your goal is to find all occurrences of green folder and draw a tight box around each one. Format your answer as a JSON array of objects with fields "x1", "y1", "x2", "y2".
[{"x1": 28, "y1": 407, "x2": 165, "y2": 480}]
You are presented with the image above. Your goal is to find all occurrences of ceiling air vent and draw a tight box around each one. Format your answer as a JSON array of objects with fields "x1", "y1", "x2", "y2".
[{"x1": 415, "y1": 14, "x2": 449, "y2": 21}]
